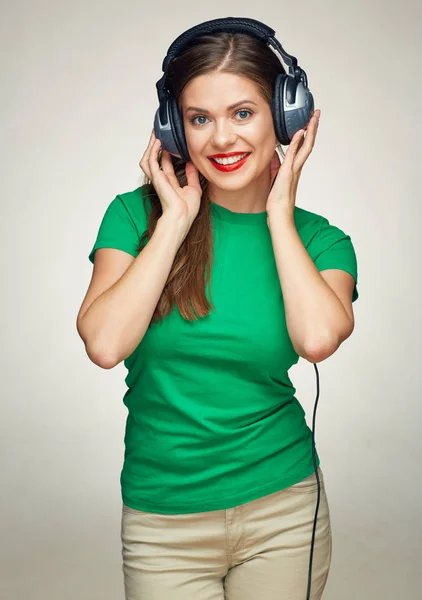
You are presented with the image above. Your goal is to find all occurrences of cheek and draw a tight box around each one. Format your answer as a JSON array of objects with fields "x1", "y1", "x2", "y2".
[
  {"x1": 184, "y1": 130, "x2": 204, "y2": 157},
  {"x1": 255, "y1": 144, "x2": 278, "y2": 175},
  {"x1": 185, "y1": 137, "x2": 208, "y2": 171},
  {"x1": 251, "y1": 123, "x2": 277, "y2": 154},
  {"x1": 261, "y1": 124, "x2": 277, "y2": 146}
]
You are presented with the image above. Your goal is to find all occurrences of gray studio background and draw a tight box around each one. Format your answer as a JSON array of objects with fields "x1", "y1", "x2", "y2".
[{"x1": 1, "y1": 1, "x2": 421, "y2": 598}]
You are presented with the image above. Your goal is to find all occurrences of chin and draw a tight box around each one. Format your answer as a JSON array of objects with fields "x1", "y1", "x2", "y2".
[
  {"x1": 210, "y1": 176, "x2": 254, "y2": 191},
  {"x1": 205, "y1": 164, "x2": 257, "y2": 186}
]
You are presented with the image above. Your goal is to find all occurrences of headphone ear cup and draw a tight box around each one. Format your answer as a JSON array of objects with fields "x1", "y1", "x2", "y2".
[
  {"x1": 153, "y1": 100, "x2": 182, "y2": 159},
  {"x1": 272, "y1": 73, "x2": 314, "y2": 145},
  {"x1": 169, "y1": 96, "x2": 190, "y2": 162},
  {"x1": 272, "y1": 74, "x2": 289, "y2": 145}
]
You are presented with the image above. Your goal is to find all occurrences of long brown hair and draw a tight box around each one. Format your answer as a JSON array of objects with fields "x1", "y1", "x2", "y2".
[{"x1": 141, "y1": 32, "x2": 286, "y2": 324}]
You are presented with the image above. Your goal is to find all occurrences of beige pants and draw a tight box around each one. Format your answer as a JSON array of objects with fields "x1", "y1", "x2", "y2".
[{"x1": 121, "y1": 467, "x2": 332, "y2": 599}]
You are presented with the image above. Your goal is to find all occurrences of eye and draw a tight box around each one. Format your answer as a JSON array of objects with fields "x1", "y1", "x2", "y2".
[
  {"x1": 190, "y1": 115, "x2": 209, "y2": 126},
  {"x1": 189, "y1": 109, "x2": 254, "y2": 126},
  {"x1": 236, "y1": 110, "x2": 253, "y2": 120}
]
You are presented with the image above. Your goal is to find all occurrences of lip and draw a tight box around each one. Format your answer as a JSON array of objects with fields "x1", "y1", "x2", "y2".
[
  {"x1": 207, "y1": 152, "x2": 251, "y2": 172},
  {"x1": 208, "y1": 152, "x2": 251, "y2": 158}
]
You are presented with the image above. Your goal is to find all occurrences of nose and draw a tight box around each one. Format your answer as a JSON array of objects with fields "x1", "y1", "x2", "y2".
[{"x1": 210, "y1": 119, "x2": 237, "y2": 149}]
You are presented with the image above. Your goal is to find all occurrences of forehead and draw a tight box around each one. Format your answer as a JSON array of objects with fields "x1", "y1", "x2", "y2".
[{"x1": 181, "y1": 72, "x2": 261, "y2": 108}]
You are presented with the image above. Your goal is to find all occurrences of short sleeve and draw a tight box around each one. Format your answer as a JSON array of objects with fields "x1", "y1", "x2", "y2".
[
  {"x1": 88, "y1": 195, "x2": 142, "y2": 264},
  {"x1": 307, "y1": 218, "x2": 359, "y2": 302}
]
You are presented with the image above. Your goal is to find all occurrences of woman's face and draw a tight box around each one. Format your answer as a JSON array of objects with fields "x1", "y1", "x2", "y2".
[{"x1": 180, "y1": 72, "x2": 277, "y2": 192}]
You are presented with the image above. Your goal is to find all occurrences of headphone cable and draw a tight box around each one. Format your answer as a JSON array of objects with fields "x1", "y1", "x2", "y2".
[{"x1": 306, "y1": 362, "x2": 322, "y2": 600}]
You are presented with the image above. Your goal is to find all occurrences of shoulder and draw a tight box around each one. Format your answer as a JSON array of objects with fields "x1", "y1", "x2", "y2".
[
  {"x1": 294, "y1": 205, "x2": 353, "y2": 238},
  {"x1": 88, "y1": 185, "x2": 153, "y2": 264},
  {"x1": 112, "y1": 184, "x2": 152, "y2": 233},
  {"x1": 294, "y1": 205, "x2": 358, "y2": 300},
  {"x1": 293, "y1": 206, "x2": 357, "y2": 275},
  {"x1": 293, "y1": 205, "x2": 329, "y2": 241},
  {"x1": 294, "y1": 205, "x2": 330, "y2": 226}
]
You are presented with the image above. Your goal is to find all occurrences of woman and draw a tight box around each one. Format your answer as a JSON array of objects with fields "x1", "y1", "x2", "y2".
[{"x1": 77, "y1": 24, "x2": 358, "y2": 600}]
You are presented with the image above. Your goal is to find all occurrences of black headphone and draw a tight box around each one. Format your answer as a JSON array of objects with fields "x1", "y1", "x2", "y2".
[{"x1": 153, "y1": 16, "x2": 315, "y2": 163}]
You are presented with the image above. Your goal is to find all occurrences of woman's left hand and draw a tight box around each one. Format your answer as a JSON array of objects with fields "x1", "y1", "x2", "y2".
[{"x1": 266, "y1": 109, "x2": 321, "y2": 218}]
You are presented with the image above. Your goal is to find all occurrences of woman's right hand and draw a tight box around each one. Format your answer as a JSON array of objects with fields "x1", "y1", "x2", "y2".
[{"x1": 139, "y1": 129, "x2": 202, "y2": 236}]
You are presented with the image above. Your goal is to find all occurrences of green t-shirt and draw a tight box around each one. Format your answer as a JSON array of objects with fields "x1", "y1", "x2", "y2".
[{"x1": 88, "y1": 185, "x2": 358, "y2": 514}]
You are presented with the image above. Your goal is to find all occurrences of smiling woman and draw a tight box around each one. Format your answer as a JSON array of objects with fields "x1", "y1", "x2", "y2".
[
  {"x1": 139, "y1": 32, "x2": 290, "y2": 323},
  {"x1": 180, "y1": 71, "x2": 279, "y2": 200},
  {"x1": 79, "y1": 17, "x2": 359, "y2": 600}
]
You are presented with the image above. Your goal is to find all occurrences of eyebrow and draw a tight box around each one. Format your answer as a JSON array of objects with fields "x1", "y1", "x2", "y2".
[{"x1": 184, "y1": 99, "x2": 258, "y2": 114}]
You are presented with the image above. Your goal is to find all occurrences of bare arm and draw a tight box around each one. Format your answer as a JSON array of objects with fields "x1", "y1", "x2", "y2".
[
  {"x1": 267, "y1": 209, "x2": 353, "y2": 362},
  {"x1": 76, "y1": 214, "x2": 186, "y2": 369},
  {"x1": 77, "y1": 129, "x2": 202, "y2": 369}
]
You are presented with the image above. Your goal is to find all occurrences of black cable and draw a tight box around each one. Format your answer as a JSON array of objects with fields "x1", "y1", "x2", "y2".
[{"x1": 306, "y1": 362, "x2": 321, "y2": 600}]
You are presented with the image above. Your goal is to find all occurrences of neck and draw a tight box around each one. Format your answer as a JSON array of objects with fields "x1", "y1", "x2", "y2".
[{"x1": 207, "y1": 165, "x2": 272, "y2": 214}]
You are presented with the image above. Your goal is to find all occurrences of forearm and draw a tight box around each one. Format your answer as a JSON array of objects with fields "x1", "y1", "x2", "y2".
[
  {"x1": 267, "y1": 208, "x2": 352, "y2": 361},
  {"x1": 80, "y1": 216, "x2": 185, "y2": 368}
]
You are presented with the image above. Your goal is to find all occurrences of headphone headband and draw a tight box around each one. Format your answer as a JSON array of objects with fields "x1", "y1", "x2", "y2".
[
  {"x1": 153, "y1": 16, "x2": 314, "y2": 160},
  {"x1": 164, "y1": 18, "x2": 283, "y2": 68},
  {"x1": 156, "y1": 17, "x2": 306, "y2": 111}
]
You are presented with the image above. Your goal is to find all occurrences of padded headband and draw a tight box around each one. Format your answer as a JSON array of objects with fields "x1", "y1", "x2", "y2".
[{"x1": 156, "y1": 16, "x2": 307, "y2": 119}]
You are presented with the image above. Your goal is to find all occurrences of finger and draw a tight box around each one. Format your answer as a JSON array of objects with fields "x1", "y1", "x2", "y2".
[
  {"x1": 161, "y1": 149, "x2": 180, "y2": 187},
  {"x1": 282, "y1": 129, "x2": 305, "y2": 169},
  {"x1": 287, "y1": 114, "x2": 318, "y2": 169},
  {"x1": 149, "y1": 138, "x2": 164, "y2": 180},
  {"x1": 139, "y1": 157, "x2": 151, "y2": 179},
  {"x1": 185, "y1": 160, "x2": 201, "y2": 192},
  {"x1": 144, "y1": 130, "x2": 157, "y2": 157},
  {"x1": 139, "y1": 130, "x2": 158, "y2": 174},
  {"x1": 139, "y1": 155, "x2": 151, "y2": 180},
  {"x1": 149, "y1": 140, "x2": 179, "y2": 198},
  {"x1": 305, "y1": 110, "x2": 320, "y2": 129},
  {"x1": 296, "y1": 114, "x2": 319, "y2": 162}
]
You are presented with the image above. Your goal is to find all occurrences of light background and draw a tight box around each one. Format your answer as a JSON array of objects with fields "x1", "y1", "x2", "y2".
[{"x1": 1, "y1": 1, "x2": 421, "y2": 598}]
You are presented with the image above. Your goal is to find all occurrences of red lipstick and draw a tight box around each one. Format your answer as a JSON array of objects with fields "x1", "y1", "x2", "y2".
[
  {"x1": 209, "y1": 152, "x2": 250, "y2": 158},
  {"x1": 207, "y1": 152, "x2": 251, "y2": 172}
]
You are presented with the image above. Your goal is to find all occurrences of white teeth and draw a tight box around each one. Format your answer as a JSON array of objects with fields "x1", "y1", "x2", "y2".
[{"x1": 212, "y1": 153, "x2": 249, "y2": 165}]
